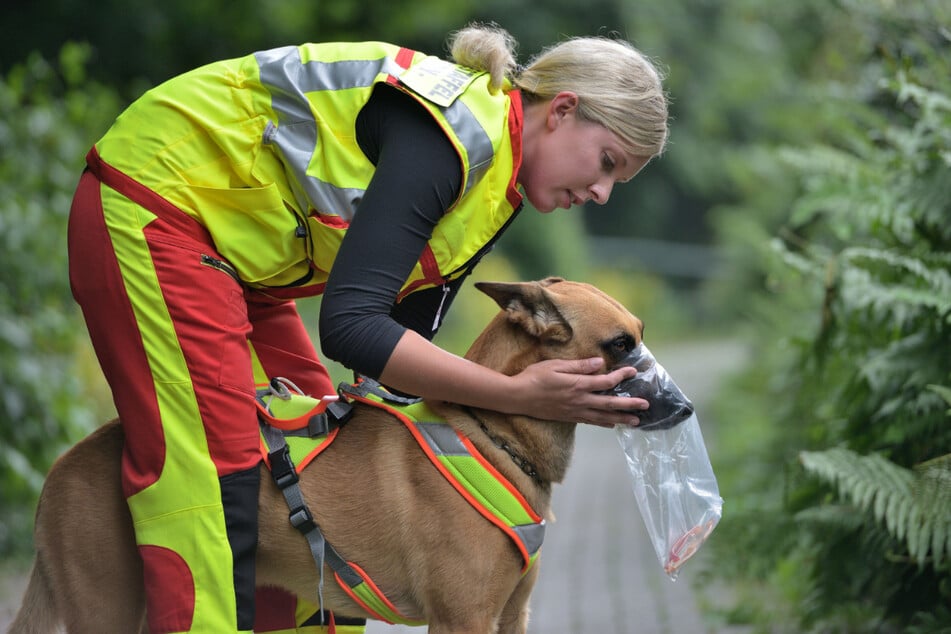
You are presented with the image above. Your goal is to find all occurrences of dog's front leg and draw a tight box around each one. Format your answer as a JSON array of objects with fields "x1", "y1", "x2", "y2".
[
  {"x1": 494, "y1": 561, "x2": 539, "y2": 634},
  {"x1": 426, "y1": 619, "x2": 500, "y2": 634}
]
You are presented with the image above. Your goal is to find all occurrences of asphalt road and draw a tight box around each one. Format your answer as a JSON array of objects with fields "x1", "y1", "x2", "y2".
[{"x1": 1, "y1": 339, "x2": 748, "y2": 634}]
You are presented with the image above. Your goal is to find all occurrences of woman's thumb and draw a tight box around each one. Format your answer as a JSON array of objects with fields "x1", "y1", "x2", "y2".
[{"x1": 578, "y1": 357, "x2": 604, "y2": 373}]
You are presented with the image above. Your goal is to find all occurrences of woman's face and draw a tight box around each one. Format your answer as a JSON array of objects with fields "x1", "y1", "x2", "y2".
[{"x1": 519, "y1": 92, "x2": 650, "y2": 213}]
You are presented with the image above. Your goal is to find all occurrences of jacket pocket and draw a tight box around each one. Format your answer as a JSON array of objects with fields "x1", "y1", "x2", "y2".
[{"x1": 174, "y1": 183, "x2": 311, "y2": 286}]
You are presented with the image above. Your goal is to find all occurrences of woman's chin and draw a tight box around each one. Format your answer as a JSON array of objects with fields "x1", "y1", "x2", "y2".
[{"x1": 525, "y1": 194, "x2": 557, "y2": 213}]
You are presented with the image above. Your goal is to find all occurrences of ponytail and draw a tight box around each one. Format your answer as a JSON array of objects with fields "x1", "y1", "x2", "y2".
[{"x1": 448, "y1": 23, "x2": 518, "y2": 93}]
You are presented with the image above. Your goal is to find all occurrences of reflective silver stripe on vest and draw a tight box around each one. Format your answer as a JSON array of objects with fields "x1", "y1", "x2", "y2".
[
  {"x1": 513, "y1": 521, "x2": 546, "y2": 557},
  {"x1": 442, "y1": 98, "x2": 493, "y2": 195},
  {"x1": 257, "y1": 46, "x2": 394, "y2": 220},
  {"x1": 256, "y1": 46, "x2": 495, "y2": 219},
  {"x1": 415, "y1": 421, "x2": 469, "y2": 457}
]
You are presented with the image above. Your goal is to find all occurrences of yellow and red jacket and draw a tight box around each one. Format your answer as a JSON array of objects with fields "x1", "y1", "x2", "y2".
[{"x1": 94, "y1": 42, "x2": 524, "y2": 299}]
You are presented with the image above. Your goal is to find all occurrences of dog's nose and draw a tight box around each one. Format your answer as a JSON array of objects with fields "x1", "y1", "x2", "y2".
[{"x1": 605, "y1": 344, "x2": 695, "y2": 430}]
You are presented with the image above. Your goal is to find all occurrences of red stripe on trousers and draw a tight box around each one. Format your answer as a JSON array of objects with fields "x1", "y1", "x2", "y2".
[
  {"x1": 69, "y1": 159, "x2": 335, "y2": 632},
  {"x1": 69, "y1": 166, "x2": 333, "y2": 484}
]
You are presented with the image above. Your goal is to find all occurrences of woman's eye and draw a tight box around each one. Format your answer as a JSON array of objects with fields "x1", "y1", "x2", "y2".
[{"x1": 602, "y1": 153, "x2": 615, "y2": 172}]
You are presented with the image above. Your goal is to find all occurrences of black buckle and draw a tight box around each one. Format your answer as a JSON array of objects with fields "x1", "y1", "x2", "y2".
[
  {"x1": 306, "y1": 413, "x2": 330, "y2": 437},
  {"x1": 268, "y1": 445, "x2": 298, "y2": 490},
  {"x1": 326, "y1": 400, "x2": 353, "y2": 425},
  {"x1": 289, "y1": 504, "x2": 316, "y2": 533}
]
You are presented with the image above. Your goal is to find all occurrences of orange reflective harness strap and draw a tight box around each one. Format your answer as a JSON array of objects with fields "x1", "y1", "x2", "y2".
[{"x1": 337, "y1": 378, "x2": 546, "y2": 573}]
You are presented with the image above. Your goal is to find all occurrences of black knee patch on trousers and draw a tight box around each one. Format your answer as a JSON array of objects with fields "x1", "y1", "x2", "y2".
[{"x1": 220, "y1": 466, "x2": 261, "y2": 631}]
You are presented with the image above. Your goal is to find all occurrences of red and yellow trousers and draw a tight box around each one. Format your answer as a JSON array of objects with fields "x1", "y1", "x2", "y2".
[{"x1": 68, "y1": 154, "x2": 361, "y2": 633}]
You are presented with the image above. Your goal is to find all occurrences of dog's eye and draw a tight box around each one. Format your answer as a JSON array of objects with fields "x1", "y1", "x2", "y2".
[{"x1": 606, "y1": 336, "x2": 634, "y2": 357}]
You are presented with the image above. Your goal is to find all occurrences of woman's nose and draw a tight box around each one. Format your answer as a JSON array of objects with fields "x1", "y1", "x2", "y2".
[{"x1": 588, "y1": 178, "x2": 614, "y2": 205}]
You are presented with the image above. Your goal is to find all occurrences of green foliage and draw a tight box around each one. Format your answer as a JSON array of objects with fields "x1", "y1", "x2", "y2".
[
  {"x1": 702, "y1": 1, "x2": 951, "y2": 631},
  {"x1": 799, "y1": 448, "x2": 951, "y2": 568},
  {"x1": 0, "y1": 44, "x2": 121, "y2": 556}
]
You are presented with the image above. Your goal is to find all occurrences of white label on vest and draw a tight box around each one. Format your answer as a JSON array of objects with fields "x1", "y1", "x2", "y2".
[{"x1": 400, "y1": 56, "x2": 482, "y2": 108}]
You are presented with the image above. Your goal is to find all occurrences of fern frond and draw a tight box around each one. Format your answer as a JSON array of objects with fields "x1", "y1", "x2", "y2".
[
  {"x1": 927, "y1": 384, "x2": 951, "y2": 410},
  {"x1": 893, "y1": 72, "x2": 951, "y2": 119},
  {"x1": 842, "y1": 247, "x2": 951, "y2": 291},
  {"x1": 799, "y1": 448, "x2": 951, "y2": 567},
  {"x1": 795, "y1": 504, "x2": 867, "y2": 533},
  {"x1": 837, "y1": 254, "x2": 951, "y2": 325},
  {"x1": 914, "y1": 454, "x2": 951, "y2": 566}
]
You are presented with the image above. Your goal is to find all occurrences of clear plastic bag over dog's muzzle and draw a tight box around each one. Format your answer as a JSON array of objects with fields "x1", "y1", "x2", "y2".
[{"x1": 605, "y1": 343, "x2": 723, "y2": 579}]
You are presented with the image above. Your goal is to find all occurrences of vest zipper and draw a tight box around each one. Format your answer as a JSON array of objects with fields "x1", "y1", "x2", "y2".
[
  {"x1": 432, "y1": 284, "x2": 451, "y2": 332},
  {"x1": 425, "y1": 202, "x2": 525, "y2": 328}
]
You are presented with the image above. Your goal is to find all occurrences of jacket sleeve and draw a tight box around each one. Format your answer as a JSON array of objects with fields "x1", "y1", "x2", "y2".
[{"x1": 318, "y1": 85, "x2": 463, "y2": 378}]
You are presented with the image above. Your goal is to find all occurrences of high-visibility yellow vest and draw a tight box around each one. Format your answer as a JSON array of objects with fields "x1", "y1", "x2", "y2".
[{"x1": 95, "y1": 42, "x2": 524, "y2": 299}]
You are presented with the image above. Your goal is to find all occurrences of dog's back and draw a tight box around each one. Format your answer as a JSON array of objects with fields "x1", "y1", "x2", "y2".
[{"x1": 9, "y1": 422, "x2": 147, "y2": 634}]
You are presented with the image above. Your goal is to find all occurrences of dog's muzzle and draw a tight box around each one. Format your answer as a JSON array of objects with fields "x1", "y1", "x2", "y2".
[{"x1": 604, "y1": 343, "x2": 694, "y2": 430}]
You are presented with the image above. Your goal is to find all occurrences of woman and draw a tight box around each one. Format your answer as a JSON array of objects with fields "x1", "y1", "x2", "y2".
[{"x1": 68, "y1": 23, "x2": 668, "y2": 634}]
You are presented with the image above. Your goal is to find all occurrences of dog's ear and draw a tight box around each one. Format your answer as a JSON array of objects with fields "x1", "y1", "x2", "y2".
[{"x1": 475, "y1": 279, "x2": 572, "y2": 343}]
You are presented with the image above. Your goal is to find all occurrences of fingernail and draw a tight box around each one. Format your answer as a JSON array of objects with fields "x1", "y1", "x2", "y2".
[{"x1": 631, "y1": 417, "x2": 640, "y2": 426}]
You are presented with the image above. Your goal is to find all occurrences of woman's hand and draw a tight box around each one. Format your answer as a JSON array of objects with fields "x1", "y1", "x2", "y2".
[
  {"x1": 506, "y1": 357, "x2": 648, "y2": 427},
  {"x1": 380, "y1": 331, "x2": 648, "y2": 427}
]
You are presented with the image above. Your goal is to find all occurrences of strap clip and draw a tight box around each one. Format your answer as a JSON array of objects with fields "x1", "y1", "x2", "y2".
[
  {"x1": 289, "y1": 504, "x2": 317, "y2": 533},
  {"x1": 268, "y1": 445, "x2": 299, "y2": 490},
  {"x1": 327, "y1": 400, "x2": 354, "y2": 425}
]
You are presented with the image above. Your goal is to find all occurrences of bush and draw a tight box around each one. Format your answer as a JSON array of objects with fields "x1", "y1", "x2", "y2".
[
  {"x1": 0, "y1": 44, "x2": 121, "y2": 556},
  {"x1": 702, "y1": 3, "x2": 951, "y2": 631}
]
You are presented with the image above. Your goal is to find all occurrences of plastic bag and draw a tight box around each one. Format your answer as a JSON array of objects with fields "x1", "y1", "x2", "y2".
[{"x1": 608, "y1": 343, "x2": 723, "y2": 578}]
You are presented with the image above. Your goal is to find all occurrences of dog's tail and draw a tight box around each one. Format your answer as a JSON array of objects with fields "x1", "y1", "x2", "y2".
[{"x1": 7, "y1": 557, "x2": 59, "y2": 634}]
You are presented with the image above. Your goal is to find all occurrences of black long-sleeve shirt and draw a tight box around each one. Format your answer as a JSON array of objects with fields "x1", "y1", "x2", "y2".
[{"x1": 318, "y1": 85, "x2": 469, "y2": 378}]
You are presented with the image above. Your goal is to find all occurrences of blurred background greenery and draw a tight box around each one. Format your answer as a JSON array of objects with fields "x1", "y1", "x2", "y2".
[{"x1": 1, "y1": 0, "x2": 949, "y2": 630}]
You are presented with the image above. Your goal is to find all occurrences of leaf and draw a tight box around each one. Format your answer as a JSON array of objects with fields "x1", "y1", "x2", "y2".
[{"x1": 800, "y1": 448, "x2": 950, "y2": 568}]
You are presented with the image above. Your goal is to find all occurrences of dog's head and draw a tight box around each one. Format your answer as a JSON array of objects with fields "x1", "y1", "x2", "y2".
[{"x1": 468, "y1": 277, "x2": 692, "y2": 429}]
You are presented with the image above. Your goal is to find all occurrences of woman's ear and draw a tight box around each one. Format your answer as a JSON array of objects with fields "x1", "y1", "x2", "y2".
[{"x1": 547, "y1": 91, "x2": 579, "y2": 129}]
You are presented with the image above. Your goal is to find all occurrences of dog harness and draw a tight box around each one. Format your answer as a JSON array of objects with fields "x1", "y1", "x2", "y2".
[{"x1": 257, "y1": 378, "x2": 546, "y2": 626}]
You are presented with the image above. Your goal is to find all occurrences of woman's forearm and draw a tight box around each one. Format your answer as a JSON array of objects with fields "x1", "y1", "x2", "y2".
[{"x1": 379, "y1": 330, "x2": 647, "y2": 427}]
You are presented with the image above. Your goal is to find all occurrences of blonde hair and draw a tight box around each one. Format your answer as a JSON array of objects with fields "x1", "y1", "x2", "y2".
[{"x1": 448, "y1": 24, "x2": 669, "y2": 157}]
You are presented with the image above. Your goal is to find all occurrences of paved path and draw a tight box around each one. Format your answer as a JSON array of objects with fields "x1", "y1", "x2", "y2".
[{"x1": 0, "y1": 340, "x2": 747, "y2": 634}]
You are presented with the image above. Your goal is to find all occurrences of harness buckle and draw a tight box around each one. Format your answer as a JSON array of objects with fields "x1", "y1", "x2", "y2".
[
  {"x1": 306, "y1": 413, "x2": 331, "y2": 437},
  {"x1": 268, "y1": 445, "x2": 299, "y2": 490},
  {"x1": 326, "y1": 400, "x2": 354, "y2": 425},
  {"x1": 289, "y1": 504, "x2": 317, "y2": 533}
]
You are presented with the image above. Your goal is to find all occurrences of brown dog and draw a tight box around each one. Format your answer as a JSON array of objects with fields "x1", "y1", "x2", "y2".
[{"x1": 11, "y1": 277, "x2": 656, "y2": 634}]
